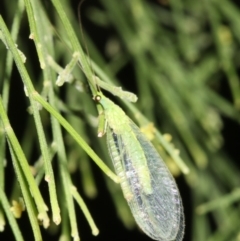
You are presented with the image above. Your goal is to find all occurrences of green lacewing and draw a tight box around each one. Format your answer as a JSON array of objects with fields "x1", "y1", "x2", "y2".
[{"x1": 94, "y1": 92, "x2": 185, "y2": 241}]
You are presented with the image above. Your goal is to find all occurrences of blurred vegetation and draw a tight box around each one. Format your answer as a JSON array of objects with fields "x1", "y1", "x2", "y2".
[{"x1": 0, "y1": 0, "x2": 240, "y2": 241}]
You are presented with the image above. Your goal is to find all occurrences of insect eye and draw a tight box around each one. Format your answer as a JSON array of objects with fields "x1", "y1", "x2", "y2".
[{"x1": 94, "y1": 95, "x2": 101, "y2": 102}]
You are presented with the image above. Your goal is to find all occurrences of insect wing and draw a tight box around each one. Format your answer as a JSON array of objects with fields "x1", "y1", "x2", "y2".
[
  {"x1": 130, "y1": 121, "x2": 185, "y2": 241},
  {"x1": 107, "y1": 121, "x2": 184, "y2": 241},
  {"x1": 106, "y1": 126, "x2": 136, "y2": 201}
]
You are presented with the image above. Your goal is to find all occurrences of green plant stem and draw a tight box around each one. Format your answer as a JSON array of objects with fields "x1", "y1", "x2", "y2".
[
  {"x1": 0, "y1": 14, "x2": 61, "y2": 226},
  {"x1": 7, "y1": 141, "x2": 42, "y2": 241},
  {"x1": 204, "y1": 0, "x2": 240, "y2": 109},
  {"x1": 32, "y1": 91, "x2": 119, "y2": 183},
  {"x1": 71, "y1": 186, "x2": 99, "y2": 236},
  {"x1": 0, "y1": 95, "x2": 49, "y2": 224},
  {"x1": 23, "y1": 0, "x2": 45, "y2": 68},
  {"x1": 30, "y1": 0, "x2": 63, "y2": 225},
  {"x1": 0, "y1": 186, "x2": 24, "y2": 241},
  {"x1": 46, "y1": 66, "x2": 80, "y2": 239},
  {"x1": 34, "y1": 143, "x2": 57, "y2": 186},
  {"x1": 0, "y1": 0, "x2": 25, "y2": 224},
  {"x1": 56, "y1": 52, "x2": 80, "y2": 86},
  {"x1": 196, "y1": 188, "x2": 240, "y2": 214},
  {"x1": 51, "y1": 0, "x2": 97, "y2": 95}
]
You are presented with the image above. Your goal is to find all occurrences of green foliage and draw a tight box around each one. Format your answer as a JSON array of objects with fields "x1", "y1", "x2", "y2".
[{"x1": 0, "y1": 0, "x2": 240, "y2": 240}]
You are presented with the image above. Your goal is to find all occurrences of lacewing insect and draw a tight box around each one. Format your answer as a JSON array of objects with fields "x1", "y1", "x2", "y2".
[{"x1": 94, "y1": 92, "x2": 185, "y2": 241}]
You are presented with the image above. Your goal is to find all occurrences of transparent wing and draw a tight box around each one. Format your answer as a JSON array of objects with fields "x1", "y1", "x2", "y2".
[
  {"x1": 129, "y1": 120, "x2": 185, "y2": 241},
  {"x1": 107, "y1": 121, "x2": 184, "y2": 241}
]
